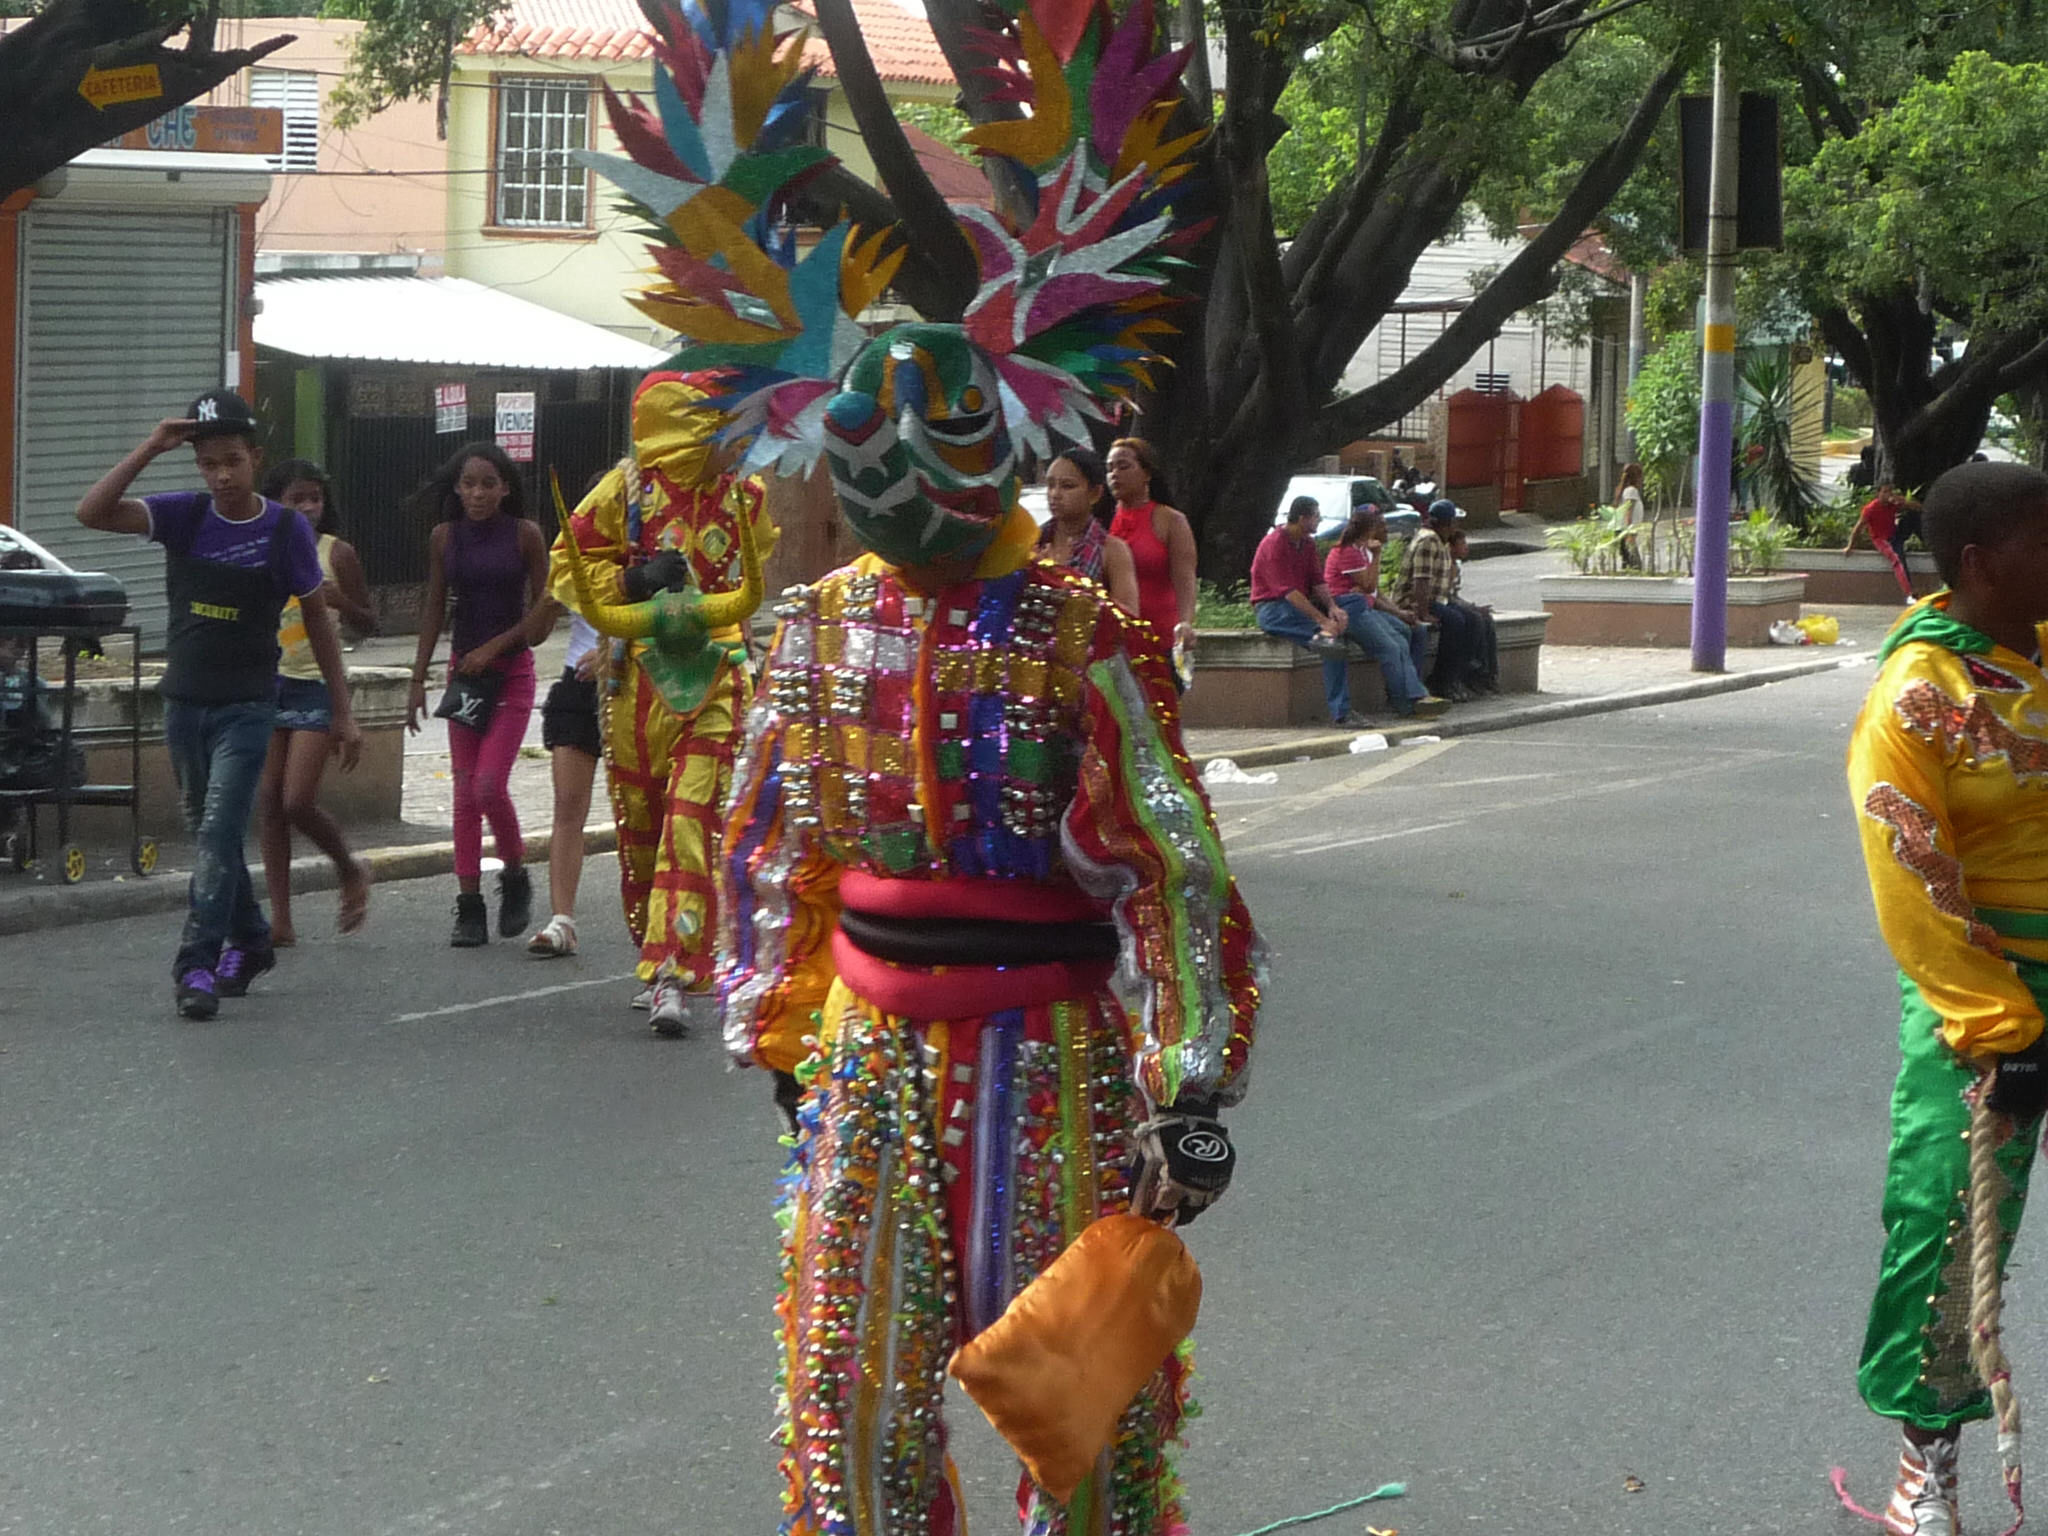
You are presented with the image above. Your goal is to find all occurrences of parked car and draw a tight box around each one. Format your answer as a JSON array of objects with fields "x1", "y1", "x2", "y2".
[{"x1": 1274, "y1": 475, "x2": 1421, "y2": 540}]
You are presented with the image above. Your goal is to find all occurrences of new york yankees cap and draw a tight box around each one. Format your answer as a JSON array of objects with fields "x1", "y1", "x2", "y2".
[{"x1": 185, "y1": 388, "x2": 261, "y2": 441}]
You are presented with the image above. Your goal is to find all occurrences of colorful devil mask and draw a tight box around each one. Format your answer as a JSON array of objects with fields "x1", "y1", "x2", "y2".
[
  {"x1": 580, "y1": 0, "x2": 1205, "y2": 568},
  {"x1": 822, "y1": 325, "x2": 1021, "y2": 568}
]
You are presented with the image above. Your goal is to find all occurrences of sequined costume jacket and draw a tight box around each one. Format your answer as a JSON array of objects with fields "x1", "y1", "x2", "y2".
[
  {"x1": 1848, "y1": 595, "x2": 2048, "y2": 1057},
  {"x1": 718, "y1": 552, "x2": 1261, "y2": 1100}
]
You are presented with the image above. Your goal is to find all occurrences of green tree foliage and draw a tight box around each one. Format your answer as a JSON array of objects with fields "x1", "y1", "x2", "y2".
[
  {"x1": 1626, "y1": 335, "x2": 1700, "y2": 507},
  {"x1": 323, "y1": 0, "x2": 504, "y2": 137},
  {"x1": 893, "y1": 99, "x2": 971, "y2": 156}
]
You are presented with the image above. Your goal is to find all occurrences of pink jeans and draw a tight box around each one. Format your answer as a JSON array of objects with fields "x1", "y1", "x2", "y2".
[{"x1": 449, "y1": 648, "x2": 536, "y2": 881}]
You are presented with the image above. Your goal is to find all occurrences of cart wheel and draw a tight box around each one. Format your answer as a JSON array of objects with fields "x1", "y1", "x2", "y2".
[
  {"x1": 131, "y1": 837, "x2": 159, "y2": 877},
  {"x1": 60, "y1": 844, "x2": 86, "y2": 884}
]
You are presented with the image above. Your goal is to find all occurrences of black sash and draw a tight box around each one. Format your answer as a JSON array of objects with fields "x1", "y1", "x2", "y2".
[{"x1": 837, "y1": 909, "x2": 1120, "y2": 968}]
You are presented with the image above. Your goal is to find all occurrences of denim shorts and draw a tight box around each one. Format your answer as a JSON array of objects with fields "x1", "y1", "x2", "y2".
[{"x1": 274, "y1": 675, "x2": 333, "y2": 733}]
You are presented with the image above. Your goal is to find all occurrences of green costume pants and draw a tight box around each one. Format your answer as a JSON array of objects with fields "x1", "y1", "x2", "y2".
[{"x1": 1859, "y1": 953, "x2": 2048, "y2": 1430}]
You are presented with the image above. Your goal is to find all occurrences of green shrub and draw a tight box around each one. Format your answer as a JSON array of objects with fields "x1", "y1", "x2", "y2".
[{"x1": 1194, "y1": 581, "x2": 1258, "y2": 629}]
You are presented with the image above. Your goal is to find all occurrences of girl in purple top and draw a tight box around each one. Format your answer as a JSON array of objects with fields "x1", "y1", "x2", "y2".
[{"x1": 406, "y1": 443, "x2": 552, "y2": 947}]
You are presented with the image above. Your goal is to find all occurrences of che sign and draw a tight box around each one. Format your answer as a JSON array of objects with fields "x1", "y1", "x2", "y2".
[
  {"x1": 495, "y1": 392, "x2": 536, "y2": 463},
  {"x1": 435, "y1": 384, "x2": 468, "y2": 435}
]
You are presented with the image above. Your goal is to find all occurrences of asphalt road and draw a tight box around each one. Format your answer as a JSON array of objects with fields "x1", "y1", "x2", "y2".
[{"x1": 0, "y1": 659, "x2": 2001, "y2": 1535}]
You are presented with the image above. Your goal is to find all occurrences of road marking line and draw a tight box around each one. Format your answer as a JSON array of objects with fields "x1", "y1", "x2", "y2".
[
  {"x1": 1221, "y1": 739, "x2": 1458, "y2": 838},
  {"x1": 1414, "y1": 1015, "x2": 1696, "y2": 1123},
  {"x1": 1232, "y1": 820, "x2": 1465, "y2": 859},
  {"x1": 385, "y1": 971, "x2": 638, "y2": 1024},
  {"x1": 379, "y1": 1418, "x2": 672, "y2": 1533}
]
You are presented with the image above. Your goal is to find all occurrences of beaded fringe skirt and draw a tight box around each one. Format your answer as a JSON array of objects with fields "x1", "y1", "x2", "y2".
[{"x1": 775, "y1": 977, "x2": 1193, "y2": 1536}]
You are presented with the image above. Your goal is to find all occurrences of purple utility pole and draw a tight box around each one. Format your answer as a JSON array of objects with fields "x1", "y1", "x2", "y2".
[{"x1": 1690, "y1": 47, "x2": 1738, "y2": 672}]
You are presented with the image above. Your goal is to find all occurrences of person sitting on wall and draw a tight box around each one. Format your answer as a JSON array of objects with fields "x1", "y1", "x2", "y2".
[
  {"x1": 1252, "y1": 496, "x2": 1365, "y2": 727},
  {"x1": 1395, "y1": 499, "x2": 1486, "y2": 702},
  {"x1": 1445, "y1": 527, "x2": 1500, "y2": 693}
]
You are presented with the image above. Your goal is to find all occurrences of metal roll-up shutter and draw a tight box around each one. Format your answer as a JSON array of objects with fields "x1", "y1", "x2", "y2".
[{"x1": 17, "y1": 206, "x2": 232, "y2": 647}]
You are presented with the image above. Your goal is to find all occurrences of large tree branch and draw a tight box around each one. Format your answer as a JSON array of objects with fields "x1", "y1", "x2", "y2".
[
  {"x1": 812, "y1": 0, "x2": 976, "y2": 321},
  {"x1": 0, "y1": 0, "x2": 292, "y2": 200},
  {"x1": 1211, "y1": 0, "x2": 1307, "y2": 435},
  {"x1": 1813, "y1": 302, "x2": 1872, "y2": 388},
  {"x1": 1310, "y1": 44, "x2": 1689, "y2": 449},
  {"x1": 1288, "y1": 83, "x2": 1422, "y2": 318}
]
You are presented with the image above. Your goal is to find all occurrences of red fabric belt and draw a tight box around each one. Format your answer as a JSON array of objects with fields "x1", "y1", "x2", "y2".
[{"x1": 829, "y1": 929, "x2": 1114, "y2": 1020}]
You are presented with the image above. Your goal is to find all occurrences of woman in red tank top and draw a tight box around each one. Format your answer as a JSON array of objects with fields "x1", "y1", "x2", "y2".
[{"x1": 1105, "y1": 438, "x2": 1198, "y2": 662}]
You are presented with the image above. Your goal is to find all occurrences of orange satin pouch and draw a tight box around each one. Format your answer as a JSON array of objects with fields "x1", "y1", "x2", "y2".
[{"x1": 947, "y1": 1214, "x2": 1202, "y2": 1503}]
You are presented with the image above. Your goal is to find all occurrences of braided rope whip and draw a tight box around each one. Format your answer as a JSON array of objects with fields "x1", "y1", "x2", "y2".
[{"x1": 1968, "y1": 1091, "x2": 2026, "y2": 1536}]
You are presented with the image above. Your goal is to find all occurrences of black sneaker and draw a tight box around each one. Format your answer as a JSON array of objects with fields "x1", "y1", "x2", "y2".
[
  {"x1": 215, "y1": 945, "x2": 276, "y2": 998},
  {"x1": 450, "y1": 892, "x2": 490, "y2": 947},
  {"x1": 176, "y1": 968, "x2": 219, "y2": 1020},
  {"x1": 496, "y1": 864, "x2": 533, "y2": 939}
]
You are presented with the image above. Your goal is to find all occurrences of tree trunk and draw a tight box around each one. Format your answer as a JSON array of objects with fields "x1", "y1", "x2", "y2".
[
  {"x1": 1822, "y1": 290, "x2": 2048, "y2": 491},
  {"x1": 0, "y1": 0, "x2": 291, "y2": 200}
]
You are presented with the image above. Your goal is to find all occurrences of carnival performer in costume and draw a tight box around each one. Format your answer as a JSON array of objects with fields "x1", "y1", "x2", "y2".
[
  {"x1": 550, "y1": 373, "x2": 777, "y2": 1035},
  {"x1": 577, "y1": 0, "x2": 1260, "y2": 1529},
  {"x1": 1844, "y1": 462, "x2": 2048, "y2": 1536}
]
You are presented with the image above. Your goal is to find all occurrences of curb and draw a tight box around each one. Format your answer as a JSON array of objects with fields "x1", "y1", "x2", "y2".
[
  {"x1": 1205, "y1": 650, "x2": 1863, "y2": 771},
  {"x1": 1, "y1": 651, "x2": 1859, "y2": 933},
  {"x1": 0, "y1": 823, "x2": 618, "y2": 939}
]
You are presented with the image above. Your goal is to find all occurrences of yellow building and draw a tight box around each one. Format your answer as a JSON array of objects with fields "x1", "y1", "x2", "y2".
[{"x1": 448, "y1": 0, "x2": 965, "y2": 341}]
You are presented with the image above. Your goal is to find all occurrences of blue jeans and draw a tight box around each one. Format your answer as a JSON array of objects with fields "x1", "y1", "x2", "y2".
[
  {"x1": 164, "y1": 698, "x2": 276, "y2": 979},
  {"x1": 1255, "y1": 599, "x2": 1350, "y2": 722},
  {"x1": 1334, "y1": 594, "x2": 1428, "y2": 711}
]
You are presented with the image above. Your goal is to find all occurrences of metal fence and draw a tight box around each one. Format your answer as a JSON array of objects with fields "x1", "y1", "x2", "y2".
[{"x1": 339, "y1": 395, "x2": 629, "y2": 591}]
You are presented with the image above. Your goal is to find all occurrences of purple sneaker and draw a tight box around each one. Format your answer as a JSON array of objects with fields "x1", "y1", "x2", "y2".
[
  {"x1": 214, "y1": 945, "x2": 276, "y2": 998},
  {"x1": 176, "y1": 969, "x2": 219, "y2": 1020}
]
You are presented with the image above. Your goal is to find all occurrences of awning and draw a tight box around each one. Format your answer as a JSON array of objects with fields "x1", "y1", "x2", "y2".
[{"x1": 254, "y1": 274, "x2": 668, "y2": 372}]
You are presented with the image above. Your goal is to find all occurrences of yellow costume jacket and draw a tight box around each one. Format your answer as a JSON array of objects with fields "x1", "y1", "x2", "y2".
[{"x1": 1849, "y1": 594, "x2": 2048, "y2": 1057}]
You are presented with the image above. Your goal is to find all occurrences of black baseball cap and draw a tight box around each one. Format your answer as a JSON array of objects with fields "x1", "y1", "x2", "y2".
[{"x1": 186, "y1": 388, "x2": 261, "y2": 440}]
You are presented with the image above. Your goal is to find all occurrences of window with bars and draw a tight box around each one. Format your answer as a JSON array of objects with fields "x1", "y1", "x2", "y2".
[
  {"x1": 248, "y1": 68, "x2": 320, "y2": 174},
  {"x1": 494, "y1": 77, "x2": 591, "y2": 229}
]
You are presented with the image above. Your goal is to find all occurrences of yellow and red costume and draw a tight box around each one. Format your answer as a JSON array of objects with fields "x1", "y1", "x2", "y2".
[
  {"x1": 718, "y1": 508, "x2": 1262, "y2": 1536},
  {"x1": 1850, "y1": 596, "x2": 2048, "y2": 1432},
  {"x1": 551, "y1": 372, "x2": 777, "y2": 988}
]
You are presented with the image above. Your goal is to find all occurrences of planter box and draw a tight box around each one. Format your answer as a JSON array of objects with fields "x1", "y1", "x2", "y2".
[
  {"x1": 1539, "y1": 573, "x2": 1807, "y2": 647},
  {"x1": 1180, "y1": 611, "x2": 1546, "y2": 729},
  {"x1": 40, "y1": 666, "x2": 412, "y2": 847},
  {"x1": 1781, "y1": 548, "x2": 1938, "y2": 605}
]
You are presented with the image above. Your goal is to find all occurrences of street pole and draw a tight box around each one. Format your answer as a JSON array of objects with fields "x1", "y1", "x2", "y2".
[
  {"x1": 1626, "y1": 271, "x2": 1648, "y2": 461},
  {"x1": 1691, "y1": 45, "x2": 1738, "y2": 673}
]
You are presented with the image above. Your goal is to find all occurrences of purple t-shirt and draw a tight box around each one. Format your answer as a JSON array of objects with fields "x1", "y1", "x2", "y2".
[{"x1": 144, "y1": 492, "x2": 323, "y2": 598}]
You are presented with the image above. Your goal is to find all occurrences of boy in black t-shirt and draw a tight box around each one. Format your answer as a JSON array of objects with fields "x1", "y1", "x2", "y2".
[{"x1": 76, "y1": 390, "x2": 360, "y2": 1018}]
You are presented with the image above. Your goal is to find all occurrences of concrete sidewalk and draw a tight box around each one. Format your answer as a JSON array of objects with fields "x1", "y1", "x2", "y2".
[{"x1": 0, "y1": 598, "x2": 1898, "y2": 935}]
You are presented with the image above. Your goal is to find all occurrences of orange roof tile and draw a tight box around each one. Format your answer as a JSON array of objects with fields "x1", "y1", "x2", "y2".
[
  {"x1": 792, "y1": 0, "x2": 955, "y2": 86},
  {"x1": 462, "y1": 0, "x2": 957, "y2": 86}
]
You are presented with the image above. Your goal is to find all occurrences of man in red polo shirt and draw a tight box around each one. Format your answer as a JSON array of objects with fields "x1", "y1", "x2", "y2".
[{"x1": 1251, "y1": 496, "x2": 1363, "y2": 726}]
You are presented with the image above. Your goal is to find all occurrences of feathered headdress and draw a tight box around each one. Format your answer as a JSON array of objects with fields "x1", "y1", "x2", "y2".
[{"x1": 581, "y1": 0, "x2": 1208, "y2": 471}]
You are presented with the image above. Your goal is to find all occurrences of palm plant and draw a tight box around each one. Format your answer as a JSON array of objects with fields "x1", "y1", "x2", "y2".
[{"x1": 1737, "y1": 353, "x2": 1823, "y2": 528}]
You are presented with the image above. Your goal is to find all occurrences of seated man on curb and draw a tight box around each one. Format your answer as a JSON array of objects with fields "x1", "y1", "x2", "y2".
[
  {"x1": 1445, "y1": 528, "x2": 1499, "y2": 693},
  {"x1": 1396, "y1": 499, "x2": 1485, "y2": 702},
  {"x1": 1252, "y1": 496, "x2": 1368, "y2": 727}
]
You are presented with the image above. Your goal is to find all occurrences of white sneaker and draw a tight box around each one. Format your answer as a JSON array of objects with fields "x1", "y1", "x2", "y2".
[
  {"x1": 527, "y1": 914, "x2": 577, "y2": 957},
  {"x1": 649, "y1": 979, "x2": 688, "y2": 1038},
  {"x1": 1883, "y1": 1430, "x2": 1960, "y2": 1536},
  {"x1": 629, "y1": 983, "x2": 654, "y2": 1011}
]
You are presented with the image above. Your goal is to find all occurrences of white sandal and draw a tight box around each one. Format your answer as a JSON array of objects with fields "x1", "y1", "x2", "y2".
[{"x1": 527, "y1": 914, "x2": 577, "y2": 957}]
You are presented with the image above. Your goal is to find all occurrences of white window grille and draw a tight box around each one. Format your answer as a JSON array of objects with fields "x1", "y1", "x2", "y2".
[
  {"x1": 248, "y1": 68, "x2": 320, "y2": 174},
  {"x1": 495, "y1": 77, "x2": 591, "y2": 228}
]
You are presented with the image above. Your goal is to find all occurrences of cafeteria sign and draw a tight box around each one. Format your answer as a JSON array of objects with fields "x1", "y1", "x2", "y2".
[
  {"x1": 79, "y1": 64, "x2": 162, "y2": 109},
  {"x1": 495, "y1": 392, "x2": 535, "y2": 463},
  {"x1": 435, "y1": 384, "x2": 467, "y2": 435}
]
